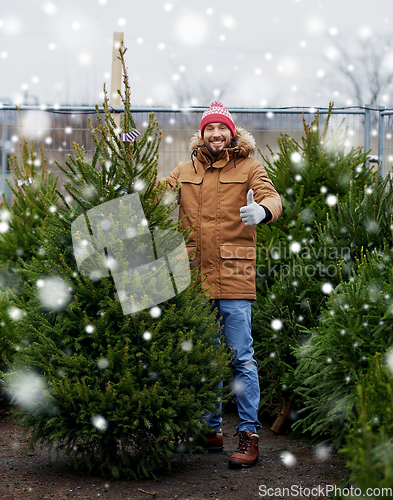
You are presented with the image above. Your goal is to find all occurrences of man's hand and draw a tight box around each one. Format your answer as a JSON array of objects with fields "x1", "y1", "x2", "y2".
[{"x1": 240, "y1": 189, "x2": 266, "y2": 226}]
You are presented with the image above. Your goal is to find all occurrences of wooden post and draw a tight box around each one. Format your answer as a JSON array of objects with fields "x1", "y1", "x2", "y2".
[{"x1": 109, "y1": 32, "x2": 124, "y2": 130}]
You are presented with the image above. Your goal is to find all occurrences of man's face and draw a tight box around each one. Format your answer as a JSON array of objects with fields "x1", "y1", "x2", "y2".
[{"x1": 203, "y1": 122, "x2": 232, "y2": 156}]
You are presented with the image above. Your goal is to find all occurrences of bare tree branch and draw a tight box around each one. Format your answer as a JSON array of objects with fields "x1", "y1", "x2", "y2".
[{"x1": 321, "y1": 33, "x2": 393, "y2": 110}]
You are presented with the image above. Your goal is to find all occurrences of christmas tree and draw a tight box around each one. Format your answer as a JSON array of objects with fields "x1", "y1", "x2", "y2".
[
  {"x1": 317, "y1": 172, "x2": 393, "y2": 269},
  {"x1": 1, "y1": 46, "x2": 231, "y2": 479},
  {"x1": 293, "y1": 246, "x2": 393, "y2": 446},
  {"x1": 342, "y1": 353, "x2": 393, "y2": 492},
  {"x1": 0, "y1": 134, "x2": 59, "y2": 384},
  {"x1": 252, "y1": 106, "x2": 372, "y2": 422}
]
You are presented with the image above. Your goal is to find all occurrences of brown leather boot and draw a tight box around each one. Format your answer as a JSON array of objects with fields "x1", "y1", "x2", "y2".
[
  {"x1": 228, "y1": 430, "x2": 259, "y2": 468},
  {"x1": 195, "y1": 429, "x2": 224, "y2": 452}
]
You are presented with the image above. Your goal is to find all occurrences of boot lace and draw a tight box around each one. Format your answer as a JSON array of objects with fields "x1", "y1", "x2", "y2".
[{"x1": 234, "y1": 431, "x2": 251, "y2": 454}]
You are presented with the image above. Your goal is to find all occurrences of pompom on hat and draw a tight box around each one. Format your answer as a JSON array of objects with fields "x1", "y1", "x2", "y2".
[{"x1": 200, "y1": 101, "x2": 236, "y2": 138}]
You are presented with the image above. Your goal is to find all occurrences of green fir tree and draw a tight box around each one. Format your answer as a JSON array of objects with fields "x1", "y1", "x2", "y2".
[
  {"x1": 252, "y1": 106, "x2": 372, "y2": 419},
  {"x1": 293, "y1": 247, "x2": 393, "y2": 446},
  {"x1": 1, "y1": 47, "x2": 231, "y2": 479},
  {"x1": 340, "y1": 353, "x2": 393, "y2": 494},
  {"x1": 0, "y1": 134, "x2": 59, "y2": 383}
]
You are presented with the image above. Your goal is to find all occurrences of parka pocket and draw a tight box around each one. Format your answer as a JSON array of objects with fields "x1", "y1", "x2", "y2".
[
  {"x1": 178, "y1": 174, "x2": 203, "y2": 184},
  {"x1": 219, "y1": 175, "x2": 248, "y2": 184},
  {"x1": 219, "y1": 175, "x2": 248, "y2": 214},
  {"x1": 220, "y1": 244, "x2": 256, "y2": 260},
  {"x1": 178, "y1": 175, "x2": 203, "y2": 218},
  {"x1": 219, "y1": 244, "x2": 256, "y2": 284}
]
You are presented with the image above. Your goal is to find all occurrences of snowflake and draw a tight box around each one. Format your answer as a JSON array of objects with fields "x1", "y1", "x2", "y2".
[
  {"x1": 290, "y1": 242, "x2": 301, "y2": 253},
  {"x1": 134, "y1": 179, "x2": 146, "y2": 192},
  {"x1": 386, "y1": 351, "x2": 393, "y2": 374},
  {"x1": 7, "y1": 306, "x2": 25, "y2": 321},
  {"x1": 181, "y1": 340, "x2": 193, "y2": 352},
  {"x1": 222, "y1": 15, "x2": 236, "y2": 29},
  {"x1": 231, "y1": 379, "x2": 245, "y2": 395},
  {"x1": 0, "y1": 209, "x2": 11, "y2": 221},
  {"x1": 321, "y1": 282, "x2": 333, "y2": 294},
  {"x1": 91, "y1": 415, "x2": 108, "y2": 431},
  {"x1": 150, "y1": 306, "x2": 161, "y2": 318},
  {"x1": 103, "y1": 256, "x2": 118, "y2": 271},
  {"x1": 271, "y1": 319, "x2": 283, "y2": 331},
  {"x1": 326, "y1": 194, "x2": 337, "y2": 206},
  {"x1": 143, "y1": 331, "x2": 152, "y2": 341},
  {"x1": 0, "y1": 221, "x2": 9, "y2": 233},
  {"x1": 97, "y1": 358, "x2": 109, "y2": 370},
  {"x1": 364, "y1": 219, "x2": 379, "y2": 233},
  {"x1": 291, "y1": 152, "x2": 302, "y2": 163},
  {"x1": 6, "y1": 371, "x2": 48, "y2": 411},
  {"x1": 280, "y1": 451, "x2": 297, "y2": 467},
  {"x1": 315, "y1": 444, "x2": 331, "y2": 461}
]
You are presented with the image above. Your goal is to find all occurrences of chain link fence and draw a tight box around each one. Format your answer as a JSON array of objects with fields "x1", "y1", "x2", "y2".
[{"x1": 0, "y1": 105, "x2": 391, "y2": 205}]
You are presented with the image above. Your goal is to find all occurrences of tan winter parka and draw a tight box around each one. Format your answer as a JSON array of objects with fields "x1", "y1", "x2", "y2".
[{"x1": 162, "y1": 127, "x2": 282, "y2": 300}]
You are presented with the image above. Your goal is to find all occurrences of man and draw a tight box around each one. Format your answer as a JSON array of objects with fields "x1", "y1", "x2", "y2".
[{"x1": 162, "y1": 102, "x2": 282, "y2": 468}]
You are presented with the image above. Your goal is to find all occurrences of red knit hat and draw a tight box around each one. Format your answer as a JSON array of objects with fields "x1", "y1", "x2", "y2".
[{"x1": 200, "y1": 101, "x2": 236, "y2": 138}]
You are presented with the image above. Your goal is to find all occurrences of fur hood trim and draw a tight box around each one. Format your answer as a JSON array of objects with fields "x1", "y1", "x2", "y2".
[{"x1": 189, "y1": 127, "x2": 256, "y2": 158}]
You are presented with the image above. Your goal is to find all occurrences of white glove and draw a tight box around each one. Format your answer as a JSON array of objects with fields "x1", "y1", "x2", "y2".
[{"x1": 240, "y1": 189, "x2": 266, "y2": 226}]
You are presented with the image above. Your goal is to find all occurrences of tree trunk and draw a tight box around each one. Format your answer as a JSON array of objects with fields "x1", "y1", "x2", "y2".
[{"x1": 271, "y1": 397, "x2": 294, "y2": 435}]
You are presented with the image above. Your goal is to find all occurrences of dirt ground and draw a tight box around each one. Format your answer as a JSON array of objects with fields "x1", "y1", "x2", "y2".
[{"x1": 0, "y1": 407, "x2": 348, "y2": 500}]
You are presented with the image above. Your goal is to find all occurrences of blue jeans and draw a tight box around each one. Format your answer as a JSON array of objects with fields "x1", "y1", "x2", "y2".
[{"x1": 204, "y1": 299, "x2": 262, "y2": 434}]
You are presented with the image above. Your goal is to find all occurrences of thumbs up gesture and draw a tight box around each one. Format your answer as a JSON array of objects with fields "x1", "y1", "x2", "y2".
[{"x1": 240, "y1": 189, "x2": 266, "y2": 226}]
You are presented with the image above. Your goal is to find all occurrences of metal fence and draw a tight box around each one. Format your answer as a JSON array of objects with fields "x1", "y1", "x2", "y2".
[{"x1": 0, "y1": 104, "x2": 391, "y2": 205}]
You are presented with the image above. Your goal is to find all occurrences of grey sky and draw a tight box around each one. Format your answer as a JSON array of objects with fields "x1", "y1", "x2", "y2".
[{"x1": 0, "y1": 0, "x2": 391, "y2": 107}]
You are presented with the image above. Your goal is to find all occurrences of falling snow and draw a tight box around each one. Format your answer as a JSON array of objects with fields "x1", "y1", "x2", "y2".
[
  {"x1": 97, "y1": 358, "x2": 109, "y2": 370},
  {"x1": 181, "y1": 340, "x2": 193, "y2": 352},
  {"x1": 6, "y1": 370, "x2": 49, "y2": 411},
  {"x1": 290, "y1": 242, "x2": 301, "y2": 253},
  {"x1": 271, "y1": 319, "x2": 283, "y2": 330},
  {"x1": 7, "y1": 306, "x2": 25, "y2": 321},
  {"x1": 36, "y1": 277, "x2": 72, "y2": 312},
  {"x1": 321, "y1": 282, "x2": 333, "y2": 294},
  {"x1": 150, "y1": 306, "x2": 161, "y2": 318},
  {"x1": 143, "y1": 331, "x2": 152, "y2": 341},
  {"x1": 386, "y1": 350, "x2": 393, "y2": 374},
  {"x1": 326, "y1": 195, "x2": 338, "y2": 206},
  {"x1": 91, "y1": 415, "x2": 108, "y2": 431},
  {"x1": 280, "y1": 451, "x2": 297, "y2": 466},
  {"x1": 314, "y1": 444, "x2": 331, "y2": 460}
]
